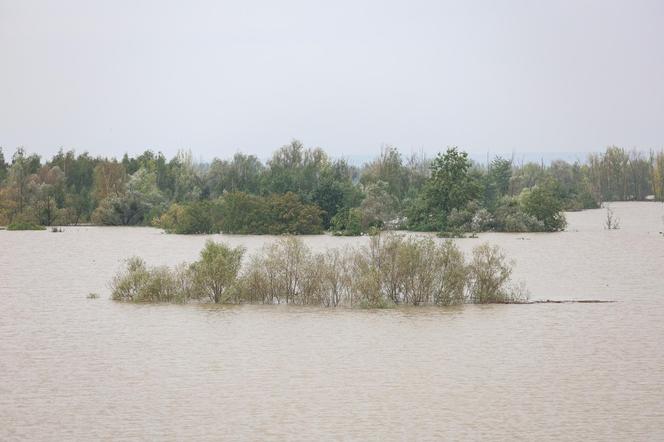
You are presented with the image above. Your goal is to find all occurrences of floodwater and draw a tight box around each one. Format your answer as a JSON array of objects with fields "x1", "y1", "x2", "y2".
[{"x1": 1, "y1": 202, "x2": 663, "y2": 440}]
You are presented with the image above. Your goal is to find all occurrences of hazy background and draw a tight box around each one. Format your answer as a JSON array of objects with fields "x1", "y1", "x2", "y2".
[{"x1": 0, "y1": 0, "x2": 662, "y2": 161}]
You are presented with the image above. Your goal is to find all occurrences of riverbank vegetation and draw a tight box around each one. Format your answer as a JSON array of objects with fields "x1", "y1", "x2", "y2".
[
  {"x1": 6, "y1": 220, "x2": 46, "y2": 230},
  {"x1": 155, "y1": 192, "x2": 324, "y2": 234},
  {"x1": 110, "y1": 234, "x2": 527, "y2": 307},
  {"x1": 1, "y1": 143, "x2": 662, "y2": 234}
]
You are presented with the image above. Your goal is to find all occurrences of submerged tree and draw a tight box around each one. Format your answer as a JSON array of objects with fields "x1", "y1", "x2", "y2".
[
  {"x1": 467, "y1": 244, "x2": 526, "y2": 304},
  {"x1": 92, "y1": 168, "x2": 165, "y2": 225},
  {"x1": 191, "y1": 241, "x2": 245, "y2": 303},
  {"x1": 519, "y1": 180, "x2": 567, "y2": 231},
  {"x1": 408, "y1": 147, "x2": 480, "y2": 231}
]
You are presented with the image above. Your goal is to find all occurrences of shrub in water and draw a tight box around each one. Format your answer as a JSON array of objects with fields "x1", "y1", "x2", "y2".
[
  {"x1": 7, "y1": 220, "x2": 46, "y2": 231},
  {"x1": 109, "y1": 234, "x2": 526, "y2": 307},
  {"x1": 110, "y1": 257, "x2": 194, "y2": 303},
  {"x1": 190, "y1": 240, "x2": 244, "y2": 303},
  {"x1": 466, "y1": 243, "x2": 527, "y2": 303}
]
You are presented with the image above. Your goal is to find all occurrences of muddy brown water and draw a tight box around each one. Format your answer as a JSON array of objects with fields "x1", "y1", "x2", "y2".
[{"x1": 1, "y1": 202, "x2": 663, "y2": 440}]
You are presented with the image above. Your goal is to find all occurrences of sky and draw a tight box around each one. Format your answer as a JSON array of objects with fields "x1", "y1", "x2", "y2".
[{"x1": 0, "y1": 0, "x2": 663, "y2": 162}]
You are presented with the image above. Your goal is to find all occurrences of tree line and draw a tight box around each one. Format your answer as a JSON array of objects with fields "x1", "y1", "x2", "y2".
[{"x1": 1, "y1": 142, "x2": 662, "y2": 233}]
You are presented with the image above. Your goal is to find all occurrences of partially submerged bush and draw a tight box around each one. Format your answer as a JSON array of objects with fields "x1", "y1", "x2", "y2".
[
  {"x1": 447, "y1": 201, "x2": 494, "y2": 233},
  {"x1": 242, "y1": 240, "x2": 356, "y2": 306},
  {"x1": 111, "y1": 241, "x2": 244, "y2": 303},
  {"x1": 156, "y1": 201, "x2": 218, "y2": 234},
  {"x1": 330, "y1": 207, "x2": 364, "y2": 236},
  {"x1": 466, "y1": 244, "x2": 527, "y2": 303},
  {"x1": 7, "y1": 220, "x2": 46, "y2": 230},
  {"x1": 519, "y1": 183, "x2": 567, "y2": 231},
  {"x1": 351, "y1": 234, "x2": 470, "y2": 306},
  {"x1": 191, "y1": 240, "x2": 245, "y2": 303},
  {"x1": 110, "y1": 233, "x2": 527, "y2": 307},
  {"x1": 110, "y1": 257, "x2": 194, "y2": 303},
  {"x1": 493, "y1": 197, "x2": 546, "y2": 232},
  {"x1": 437, "y1": 229, "x2": 468, "y2": 238},
  {"x1": 434, "y1": 240, "x2": 470, "y2": 305},
  {"x1": 157, "y1": 192, "x2": 324, "y2": 235}
]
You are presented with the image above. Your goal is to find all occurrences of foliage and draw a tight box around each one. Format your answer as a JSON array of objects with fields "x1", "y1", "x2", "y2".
[
  {"x1": 493, "y1": 197, "x2": 545, "y2": 232},
  {"x1": 408, "y1": 147, "x2": 480, "y2": 231},
  {"x1": 467, "y1": 244, "x2": 528, "y2": 303},
  {"x1": 447, "y1": 201, "x2": 494, "y2": 233},
  {"x1": 215, "y1": 192, "x2": 323, "y2": 234},
  {"x1": 0, "y1": 147, "x2": 7, "y2": 184},
  {"x1": 519, "y1": 180, "x2": 567, "y2": 231},
  {"x1": 91, "y1": 168, "x2": 166, "y2": 225},
  {"x1": 7, "y1": 220, "x2": 46, "y2": 230},
  {"x1": 359, "y1": 180, "x2": 399, "y2": 229},
  {"x1": 330, "y1": 207, "x2": 364, "y2": 236},
  {"x1": 241, "y1": 237, "x2": 313, "y2": 304},
  {"x1": 207, "y1": 153, "x2": 264, "y2": 197},
  {"x1": 110, "y1": 257, "x2": 193, "y2": 303},
  {"x1": 483, "y1": 157, "x2": 512, "y2": 211},
  {"x1": 351, "y1": 233, "x2": 470, "y2": 306},
  {"x1": 110, "y1": 234, "x2": 526, "y2": 307},
  {"x1": 111, "y1": 241, "x2": 243, "y2": 303},
  {"x1": 190, "y1": 240, "x2": 245, "y2": 303},
  {"x1": 156, "y1": 201, "x2": 218, "y2": 234},
  {"x1": 2, "y1": 143, "x2": 661, "y2": 234}
]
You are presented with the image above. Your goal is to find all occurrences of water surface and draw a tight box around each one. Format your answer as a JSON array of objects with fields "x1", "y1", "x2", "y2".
[{"x1": 1, "y1": 202, "x2": 663, "y2": 440}]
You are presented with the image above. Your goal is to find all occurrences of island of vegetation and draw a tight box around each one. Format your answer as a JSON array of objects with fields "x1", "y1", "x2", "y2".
[
  {"x1": 110, "y1": 233, "x2": 527, "y2": 307},
  {"x1": 6, "y1": 220, "x2": 46, "y2": 231},
  {"x1": 1, "y1": 142, "x2": 662, "y2": 235}
]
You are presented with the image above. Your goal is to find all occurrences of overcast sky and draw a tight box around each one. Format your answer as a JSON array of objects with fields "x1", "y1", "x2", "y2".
[{"x1": 0, "y1": 0, "x2": 662, "y2": 161}]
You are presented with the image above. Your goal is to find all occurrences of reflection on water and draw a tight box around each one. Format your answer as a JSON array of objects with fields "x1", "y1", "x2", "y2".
[{"x1": 1, "y1": 202, "x2": 663, "y2": 440}]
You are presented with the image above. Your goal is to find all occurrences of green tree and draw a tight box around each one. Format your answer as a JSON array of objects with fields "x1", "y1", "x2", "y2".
[
  {"x1": 467, "y1": 244, "x2": 525, "y2": 303},
  {"x1": 330, "y1": 207, "x2": 363, "y2": 235},
  {"x1": 360, "y1": 146, "x2": 408, "y2": 201},
  {"x1": 93, "y1": 160, "x2": 126, "y2": 203},
  {"x1": 359, "y1": 180, "x2": 398, "y2": 228},
  {"x1": 50, "y1": 150, "x2": 97, "y2": 222},
  {"x1": 262, "y1": 140, "x2": 329, "y2": 200},
  {"x1": 6, "y1": 148, "x2": 41, "y2": 218},
  {"x1": 156, "y1": 201, "x2": 218, "y2": 234},
  {"x1": 191, "y1": 240, "x2": 244, "y2": 303},
  {"x1": 519, "y1": 180, "x2": 567, "y2": 231},
  {"x1": 0, "y1": 147, "x2": 7, "y2": 184},
  {"x1": 207, "y1": 153, "x2": 264, "y2": 197},
  {"x1": 311, "y1": 160, "x2": 359, "y2": 228},
  {"x1": 484, "y1": 157, "x2": 512, "y2": 210},
  {"x1": 171, "y1": 150, "x2": 203, "y2": 202},
  {"x1": 409, "y1": 147, "x2": 479, "y2": 230},
  {"x1": 32, "y1": 165, "x2": 66, "y2": 225},
  {"x1": 91, "y1": 168, "x2": 165, "y2": 225}
]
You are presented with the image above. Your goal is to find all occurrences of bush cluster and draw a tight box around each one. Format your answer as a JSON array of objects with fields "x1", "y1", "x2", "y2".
[
  {"x1": 155, "y1": 191, "x2": 324, "y2": 235},
  {"x1": 111, "y1": 234, "x2": 527, "y2": 307},
  {"x1": 7, "y1": 220, "x2": 46, "y2": 230},
  {"x1": 111, "y1": 242, "x2": 244, "y2": 303},
  {"x1": 444, "y1": 188, "x2": 567, "y2": 234}
]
